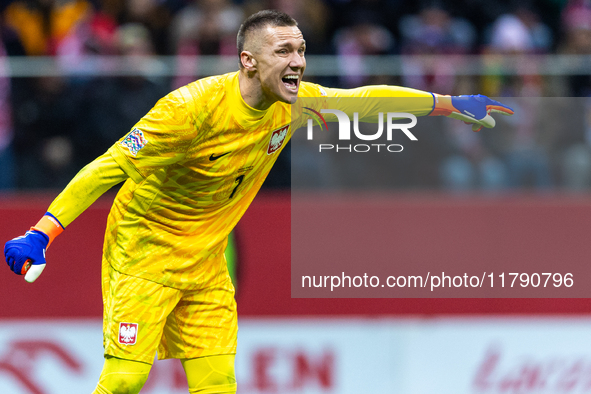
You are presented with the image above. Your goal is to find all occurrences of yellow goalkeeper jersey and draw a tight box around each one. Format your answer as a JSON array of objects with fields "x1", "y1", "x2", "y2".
[{"x1": 103, "y1": 71, "x2": 433, "y2": 289}]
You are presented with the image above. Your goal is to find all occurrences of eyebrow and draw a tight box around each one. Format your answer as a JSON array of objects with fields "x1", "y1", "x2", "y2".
[{"x1": 277, "y1": 40, "x2": 306, "y2": 48}]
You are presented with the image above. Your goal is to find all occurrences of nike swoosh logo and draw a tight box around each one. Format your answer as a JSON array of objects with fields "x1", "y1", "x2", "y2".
[{"x1": 209, "y1": 152, "x2": 231, "y2": 161}]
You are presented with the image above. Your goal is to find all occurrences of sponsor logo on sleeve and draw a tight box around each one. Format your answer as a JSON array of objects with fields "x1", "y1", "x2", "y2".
[{"x1": 120, "y1": 128, "x2": 148, "y2": 156}]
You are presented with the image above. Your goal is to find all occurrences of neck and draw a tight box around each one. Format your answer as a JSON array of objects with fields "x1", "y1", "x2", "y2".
[{"x1": 238, "y1": 69, "x2": 273, "y2": 110}]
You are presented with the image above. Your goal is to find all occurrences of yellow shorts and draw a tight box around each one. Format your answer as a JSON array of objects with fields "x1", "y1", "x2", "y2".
[{"x1": 101, "y1": 260, "x2": 238, "y2": 364}]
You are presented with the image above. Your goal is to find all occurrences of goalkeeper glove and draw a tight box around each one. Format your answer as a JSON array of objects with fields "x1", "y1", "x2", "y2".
[
  {"x1": 4, "y1": 213, "x2": 64, "y2": 283},
  {"x1": 429, "y1": 94, "x2": 514, "y2": 131}
]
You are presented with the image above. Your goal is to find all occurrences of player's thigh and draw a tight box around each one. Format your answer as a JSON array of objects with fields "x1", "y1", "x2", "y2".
[
  {"x1": 102, "y1": 264, "x2": 183, "y2": 363},
  {"x1": 182, "y1": 354, "x2": 236, "y2": 394},
  {"x1": 94, "y1": 355, "x2": 152, "y2": 394},
  {"x1": 159, "y1": 277, "x2": 237, "y2": 360}
]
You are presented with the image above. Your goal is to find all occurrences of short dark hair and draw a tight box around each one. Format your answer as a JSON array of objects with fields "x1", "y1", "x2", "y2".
[{"x1": 237, "y1": 10, "x2": 298, "y2": 59}]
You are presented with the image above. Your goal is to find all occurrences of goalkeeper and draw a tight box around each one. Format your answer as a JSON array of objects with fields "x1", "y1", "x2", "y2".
[{"x1": 3, "y1": 9, "x2": 513, "y2": 394}]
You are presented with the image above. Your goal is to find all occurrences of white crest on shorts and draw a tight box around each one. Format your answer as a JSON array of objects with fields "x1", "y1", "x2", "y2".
[{"x1": 119, "y1": 322, "x2": 138, "y2": 345}]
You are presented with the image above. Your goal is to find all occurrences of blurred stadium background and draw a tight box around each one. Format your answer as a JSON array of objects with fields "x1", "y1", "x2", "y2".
[{"x1": 1, "y1": 0, "x2": 591, "y2": 392}]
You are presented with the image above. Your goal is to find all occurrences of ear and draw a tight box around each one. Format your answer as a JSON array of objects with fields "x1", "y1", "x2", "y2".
[{"x1": 240, "y1": 51, "x2": 257, "y2": 71}]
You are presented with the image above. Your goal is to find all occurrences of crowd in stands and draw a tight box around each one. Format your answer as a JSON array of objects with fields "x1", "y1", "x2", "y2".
[{"x1": 0, "y1": 0, "x2": 591, "y2": 192}]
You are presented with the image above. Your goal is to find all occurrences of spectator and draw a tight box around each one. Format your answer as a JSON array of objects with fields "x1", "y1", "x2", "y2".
[
  {"x1": 481, "y1": 6, "x2": 553, "y2": 98},
  {"x1": 489, "y1": 8, "x2": 552, "y2": 53},
  {"x1": 399, "y1": 5, "x2": 476, "y2": 93},
  {"x1": 557, "y1": 1, "x2": 591, "y2": 190},
  {"x1": 4, "y1": 0, "x2": 91, "y2": 56},
  {"x1": 474, "y1": 9, "x2": 554, "y2": 190},
  {"x1": 171, "y1": 0, "x2": 243, "y2": 56},
  {"x1": 59, "y1": 8, "x2": 119, "y2": 57},
  {"x1": 73, "y1": 23, "x2": 169, "y2": 167},
  {"x1": 171, "y1": 0, "x2": 243, "y2": 87},
  {"x1": 122, "y1": 0, "x2": 176, "y2": 55},
  {"x1": 560, "y1": 0, "x2": 591, "y2": 96},
  {"x1": 332, "y1": 16, "x2": 395, "y2": 87},
  {"x1": 396, "y1": 6, "x2": 500, "y2": 192}
]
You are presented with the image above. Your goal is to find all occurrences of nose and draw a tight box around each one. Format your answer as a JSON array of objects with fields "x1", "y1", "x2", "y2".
[{"x1": 289, "y1": 51, "x2": 305, "y2": 69}]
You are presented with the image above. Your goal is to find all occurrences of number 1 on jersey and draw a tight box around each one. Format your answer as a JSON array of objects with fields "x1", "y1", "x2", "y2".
[{"x1": 229, "y1": 175, "x2": 245, "y2": 199}]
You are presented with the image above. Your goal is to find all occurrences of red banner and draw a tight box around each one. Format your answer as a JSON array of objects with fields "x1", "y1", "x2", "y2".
[{"x1": 1, "y1": 192, "x2": 590, "y2": 317}]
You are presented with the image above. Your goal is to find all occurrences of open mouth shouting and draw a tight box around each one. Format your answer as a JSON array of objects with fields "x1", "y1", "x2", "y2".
[{"x1": 282, "y1": 74, "x2": 300, "y2": 93}]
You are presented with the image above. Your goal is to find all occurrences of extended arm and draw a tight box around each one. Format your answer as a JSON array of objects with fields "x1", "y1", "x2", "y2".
[
  {"x1": 320, "y1": 85, "x2": 514, "y2": 131},
  {"x1": 4, "y1": 152, "x2": 128, "y2": 282},
  {"x1": 324, "y1": 85, "x2": 435, "y2": 119}
]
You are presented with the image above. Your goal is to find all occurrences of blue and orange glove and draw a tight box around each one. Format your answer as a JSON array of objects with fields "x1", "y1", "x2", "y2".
[
  {"x1": 4, "y1": 214, "x2": 64, "y2": 283},
  {"x1": 430, "y1": 94, "x2": 514, "y2": 131}
]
